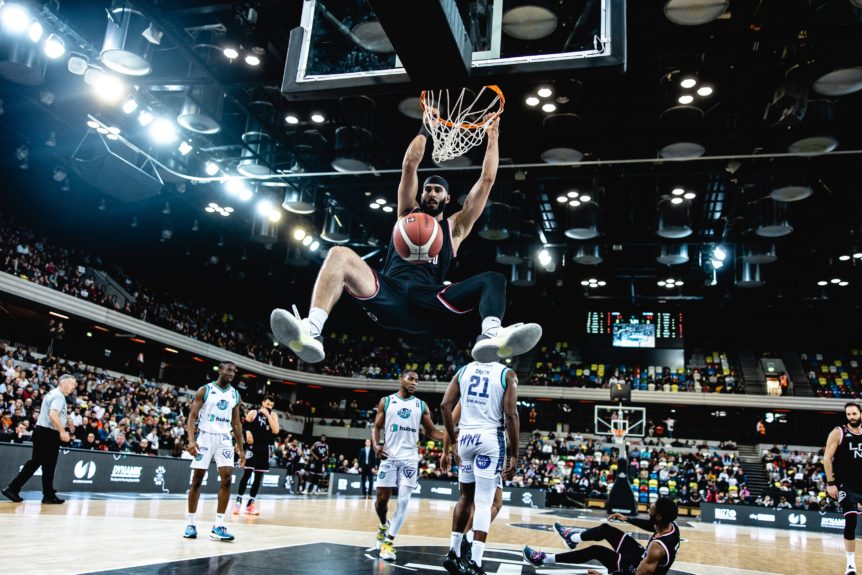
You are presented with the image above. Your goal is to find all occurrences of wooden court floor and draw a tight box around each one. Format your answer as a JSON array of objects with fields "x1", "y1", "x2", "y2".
[{"x1": 0, "y1": 493, "x2": 845, "y2": 574}]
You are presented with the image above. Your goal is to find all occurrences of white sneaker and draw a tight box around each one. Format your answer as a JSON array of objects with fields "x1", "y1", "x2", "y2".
[
  {"x1": 471, "y1": 322, "x2": 542, "y2": 363},
  {"x1": 270, "y1": 306, "x2": 325, "y2": 363}
]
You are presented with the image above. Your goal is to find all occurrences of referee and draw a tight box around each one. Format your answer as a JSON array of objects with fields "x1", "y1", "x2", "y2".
[{"x1": 2, "y1": 374, "x2": 76, "y2": 504}]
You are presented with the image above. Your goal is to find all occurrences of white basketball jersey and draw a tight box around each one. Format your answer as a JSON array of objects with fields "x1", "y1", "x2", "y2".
[
  {"x1": 383, "y1": 393, "x2": 424, "y2": 461},
  {"x1": 457, "y1": 361, "x2": 509, "y2": 432},
  {"x1": 198, "y1": 382, "x2": 240, "y2": 434}
]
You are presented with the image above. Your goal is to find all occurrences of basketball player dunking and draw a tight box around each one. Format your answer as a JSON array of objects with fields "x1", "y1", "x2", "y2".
[
  {"x1": 825, "y1": 402, "x2": 862, "y2": 575},
  {"x1": 184, "y1": 361, "x2": 245, "y2": 541},
  {"x1": 233, "y1": 395, "x2": 279, "y2": 516},
  {"x1": 372, "y1": 370, "x2": 443, "y2": 562},
  {"x1": 524, "y1": 498, "x2": 681, "y2": 575},
  {"x1": 270, "y1": 115, "x2": 542, "y2": 365},
  {"x1": 441, "y1": 360, "x2": 519, "y2": 575}
]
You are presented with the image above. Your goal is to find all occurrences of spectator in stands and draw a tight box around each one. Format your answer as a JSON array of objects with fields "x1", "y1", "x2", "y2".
[{"x1": 109, "y1": 432, "x2": 131, "y2": 453}]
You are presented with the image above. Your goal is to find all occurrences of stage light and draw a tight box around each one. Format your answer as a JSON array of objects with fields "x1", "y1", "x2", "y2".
[
  {"x1": 542, "y1": 103, "x2": 557, "y2": 113},
  {"x1": 817, "y1": 280, "x2": 828, "y2": 286},
  {"x1": 268, "y1": 210, "x2": 282, "y2": 223},
  {"x1": 831, "y1": 278, "x2": 842, "y2": 284},
  {"x1": 311, "y1": 113, "x2": 325, "y2": 123},
  {"x1": 382, "y1": 205, "x2": 393, "y2": 213},
  {"x1": 568, "y1": 200, "x2": 581, "y2": 207},
  {"x1": 94, "y1": 74, "x2": 126, "y2": 103},
  {"x1": 204, "y1": 161, "x2": 219, "y2": 176},
  {"x1": 537, "y1": 87, "x2": 553, "y2": 98},
  {"x1": 556, "y1": 195, "x2": 567, "y2": 203},
  {"x1": 684, "y1": 192, "x2": 696, "y2": 200},
  {"x1": 309, "y1": 240, "x2": 320, "y2": 252},
  {"x1": 122, "y1": 97, "x2": 138, "y2": 114},
  {"x1": 678, "y1": 94, "x2": 694, "y2": 105},
  {"x1": 302, "y1": 235, "x2": 313, "y2": 246},
  {"x1": 86, "y1": 119, "x2": 99, "y2": 129},
  {"x1": 713, "y1": 246, "x2": 727, "y2": 261},
  {"x1": 27, "y1": 21, "x2": 42, "y2": 43},
  {"x1": 245, "y1": 54, "x2": 260, "y2": 66},
  {"x1": 238, "y1": 187, "x2": 252, "y2": 202},
  {"x1": 375, "y1": 198, "x2": 386, "y2": 205},
  {"x1": 672, "y1": 187, "x2": 684, "y2": 196},
  {"x1": 525, "y1": 96, "x2": 540, "y2": 107},
  {"x1": 369, "y1": 203, "x2": 380, "y2": 209},
  {"x1": 697, "y1": 85, "x2": 713, "y2": 97},
  {"x1": 854, "y1": 252, "x2": 862, "y2": 259},
  {"x1": 223, "y1": 47, "x2": 239, "y2": 60},
  {"x1": 680, "y1": 77, "x2": 696, "y2": 89},
  {"x1": 1, "y1": 5, "x2": 29, "y2": 34},
  {"x1": 579, "y1": 195, "x2": 591, "y2": 202},
  {"x1": 293, "y1": 228, "x2": 307, "y2": 241},
  {"x1": 840, "y1": 281, "x2": 850, "y2": 287},
  {"x1": 149, "y1": 118, "x2": 178, "y2": 143},
  {"x1": 710, "y1": 259, "x2": 723, "y2": 269},
  {"x1": 285, "y1": 114, "x2": 299, "y2": 125},
  {"x1": 43, "y1": 34, "x2": 66, "y2": 59},
  {"x1": 839, "y1": 255, "x2": 851, "y2": 261},
  {"x1": 178, "y1": 141, "x2": 193, "y2": 156},
  {"x1": 256, "y1": 199, "x2": 274, "y2": 217},
  {"x1": 671, "y1": 197, "x2": 684, "y2": 205},
  {"x1": 538, "y1": 249, "x2": 552, "y2": 267}
]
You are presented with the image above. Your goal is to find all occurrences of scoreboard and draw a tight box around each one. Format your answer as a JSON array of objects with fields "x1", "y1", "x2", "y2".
[{"x1": 585, "y1": 311, "x2": 684, "y2": 346}]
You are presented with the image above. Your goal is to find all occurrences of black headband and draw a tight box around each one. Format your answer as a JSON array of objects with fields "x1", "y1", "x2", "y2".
[{"x1": 423, "y1": 175, "x2": 449, "y2": 194}]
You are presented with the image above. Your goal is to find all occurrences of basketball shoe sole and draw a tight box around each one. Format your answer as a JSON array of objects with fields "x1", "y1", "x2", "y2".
[
  {"x1": 472, "y1": 322, "x2": 542, "y2": 363},
  {"x1": 270, "y1": 308, "x2": 325, "y2": 363}
]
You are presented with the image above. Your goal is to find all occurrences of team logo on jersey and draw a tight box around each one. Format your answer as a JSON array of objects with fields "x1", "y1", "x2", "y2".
[
  {"x1": 217, "y1": 399, "x2": 229, "y2": 410},
  {"x1": 851, "y1": 444, "x2": 862, "y2": 459},
  {"x1": 397, "y1": 408, "x2": 411, "y2": 419},
  {"x1": 391, "y1": 424, "x2": 399, "y2": 433},
  {"x1": 839, "y1": 491, "x2": 847, "y2": 502},
  {"x1": 222, "y1": 449, "x2": 233, "y2": 460},
  {"x1": 403, "y1": 467, "x2": 416, "y2": 478},
  {"x1": 476, "y1": 455, "x2": 491, "y2": 470}
]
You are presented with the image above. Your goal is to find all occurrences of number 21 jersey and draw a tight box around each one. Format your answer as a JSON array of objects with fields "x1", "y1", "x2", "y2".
[{"x1": 456, "y1": 361, "x2": 510, "y2": 432}]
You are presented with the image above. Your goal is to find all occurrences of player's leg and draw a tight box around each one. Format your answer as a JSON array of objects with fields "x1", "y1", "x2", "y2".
[
  {"x1": 444, "y1": 444, "x2": 477, "y2": 575},
  {"x1": 374, "y1": 459, "x2": 398, "y2": 551},
  {"x1": 842, "y1": 487, "x2": 860, "y2": 575},
  {"x1": 270, "y1": 246, "x2": 377, "y2": 363},
  {"x1": 381, "y1": 462, "x2": 419, "y2": 561},
  {"x1": 185, "y1": 468, "x2": 206, "y2": 538},
  {"x1": 234, "y1": 466, "x2": 254, "y2": 514},
  {"x1": 432, "y1": 272, "x2": 542, "y2": 362},
  {"x1": 527, "y1": 523, "x2": 634, "y2": 567},
  {"x1": 469, "y1": 474, "x2": 498, "y2": 569},
  {"x1": 246, "y1": 470, "x2": 264, "y2": 515},
  {"x1": 210, "y1": 465, "x2": 235, "y2": 541},
  {"x1": 461, "y1": 486, "x2": 503, "y2": 562}
]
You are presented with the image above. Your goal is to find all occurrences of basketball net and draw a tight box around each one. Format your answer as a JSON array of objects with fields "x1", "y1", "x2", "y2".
[{"x1": 420, "y1": 85, "x2": 504, "y2": 164}]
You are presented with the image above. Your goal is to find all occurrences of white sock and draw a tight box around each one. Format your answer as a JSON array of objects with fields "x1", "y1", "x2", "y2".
[
  {"x1": 451, "y1": 532, "x2": 464, "y2": 555},
  {"x1": 545, "y1": 553, "x2": 556, "y2": 565},
  {"x1": 848, "y1": 551, "x2": 856, "y2": 567},
  {"x1": 214, "y1": 513, "x2": 225, "y2": 527},
  {"x1": 466, "y1": 529, "x2": 475, "y2": 543},
  {"x1": 472, "y1": 541, "x2": 486, "y2": 566},
  {"x1": 481, "y1": 316, "x2": 501, "y2": 337},
  {"x1": 187, "y1": 512, "x2": 196, "y2": 526},
  {"x1": 569, "y1": 532, "x2": 582, "y2": 543},
  {"x1": 308, "y1": 307, "x2": 328, "y2": 337}
]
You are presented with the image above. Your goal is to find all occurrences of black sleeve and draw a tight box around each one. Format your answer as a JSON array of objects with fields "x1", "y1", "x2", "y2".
[{"x1": 627, "y1": 517, "x2": 655, "y2": 532}]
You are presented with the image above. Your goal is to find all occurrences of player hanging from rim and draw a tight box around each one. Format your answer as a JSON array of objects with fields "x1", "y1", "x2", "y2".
[
  {"x1": 824, "y1": 401, "x2": 862, "y2": 575},
  {"x1": 440, "y1": 402, "x2": 504, "y2": 571},
  {"x1": 270, "y1": 114, "x2": 542, "y2": 366},
  {"x1": 372, "y1": 370, "x2": 444, "y2": 562},
  {"x1": 441, "y1": 360, "x2": 519, "y2": 575},
  {"x1": 523, "y1": 498, "x2": 681, "y2": 575},
  {"x1": 183, "y1": 361, "x2": 245, "y2": 541},
  {"x1": 233, "y1": 395, "x2": 279, "y2": 516}
]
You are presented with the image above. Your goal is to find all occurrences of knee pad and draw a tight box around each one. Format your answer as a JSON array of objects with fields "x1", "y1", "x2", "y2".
[{"x1": 846, "y1": 513, "x2": 858, "y2": 540}]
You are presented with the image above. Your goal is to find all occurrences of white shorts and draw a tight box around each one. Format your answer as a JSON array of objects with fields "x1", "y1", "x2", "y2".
[
  {"x1": 190, "y1": 431, "x2": 235, "y2": 470},
  {"x1": 376, "y1": 459, "x2": 419, "y2": 489},
  {"x1": 458, "y1": 428, "x2": 505, "y2": 484}
]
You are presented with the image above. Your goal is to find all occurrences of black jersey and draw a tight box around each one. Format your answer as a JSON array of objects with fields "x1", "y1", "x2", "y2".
[
  {"x1": 834, "y1": 425, "x2": 862, "y2": 485},
  {"x1": 312, "y1": 441, "x2": 330, "y2": 461},
  {"x1": 286, "y1": 445, "x2": 301, "y2": 464},
  {"x1": 381, "y1": 208, "x2": 455, "y2": 285},
  {"x1": 642, "y1": 522, "x2": 680, "y2": 575},
  {"x1": 248, "y1": 409, "x2": 274, "y2": 448}
]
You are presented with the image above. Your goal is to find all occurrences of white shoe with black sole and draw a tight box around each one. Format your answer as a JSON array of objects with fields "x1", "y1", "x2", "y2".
[
  {"x1": 471, "y1": 322, "x2": 542, "y2": 363},
  {"x1": 270, "y1": 306, "x2": 325, "y2": 363}
]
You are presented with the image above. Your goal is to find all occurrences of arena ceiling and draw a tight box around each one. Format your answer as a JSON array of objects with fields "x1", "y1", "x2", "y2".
[{"x1": 0, "y1": 0, "x2": 860, "y2": 318}]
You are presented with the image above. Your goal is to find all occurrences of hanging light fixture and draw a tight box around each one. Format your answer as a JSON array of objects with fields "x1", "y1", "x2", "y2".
[
  {"x1": 755, "y1": 198, "x2": 793, "y2": 238},
  {"x1": 281, "y1": 182, "x2": 315, "y2": 214},
  {"x1": 572, "y1": 244, "x2": 603, "y2": 265},
  {"x1": 177, "y1": 35, "x2": 223, "y2": 134},
  {"x1": 100, "y1": 4, "x2": 153, "y2": 76},
  {"x1": 657, "y1": 197, "x2": 692, "y2": 239},
  {"x1": 735, "y1": 259, "x2": 764, "y2": 288},
  {"x1": 237, "y1": 100, "x2": 275, "y2": 177},
  {"x1": 510, "y1": 260, "x2": 535, "y2": 287},
  {"x1": 742, "y1": 244, "x2": 778, "y2": 265},
  {"x1": 663, "y1": 0, "x2": 728, "y2": 26},
  {"x1": 321, "y1": 206, "x2": 350, "y2": 244},
  {"x1": 657, "y1": 244, "x2": 689, "y2": 265},
  {"x1": 541, "y1": 112, "x2": 585, "y2": 164}
]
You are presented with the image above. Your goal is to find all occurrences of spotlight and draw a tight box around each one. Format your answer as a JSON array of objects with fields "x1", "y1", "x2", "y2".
[
  {"x1": 840, "y1": 281, "x2": 850, "y2": 287},
  {"x1": 525, "y1": 96, "x2": 540, "y2": 107},
  {"x1": 566, "y1": 191, "x2": 578, "y2": 198},
  {"x1": 302, "y1": 235, "x2": 313, "y2": 246},
  {"x1": 713, "y1": 246, "x2": 727, "y2": 261},
  {"x1": 138, "y1": 110, "x2": 153, "y2": 126},
  {"x1": 658, "y1": 281, "x2": 667, "y2": 287},
  {"x1": 293, "y1": 228, "x2": 307, "y2": 241},
  {"x1": 238, "y1": 187, "x2": 253, "y2": 202},
  {"x1": 671, "y1": 197, "x2": 684, "y2": 205},
  {"x1": 537, "y1": 87, "x2": 553, "y2": 98},
  {"x1": 817, "y1": 280, "x2": 828, "y2": 286},
  {"x1": 122, "y1": 97, "x2": 138, "y2": 114},
  {"x1": 684, "y1": 192, "x2": 696, "y2": 200},
  {"x1": 285, "y1": 114, "x2": 299, "y2": 125},
  {"x1": 839, "y1": 255, "x2": 851, "y2": 261},
  {"x1": 369, "y1": 202, "x2": 380, "y2": 209},
  {"x1": 556, "y1": 195, "x2": 567, "y2": 203},
  {"x1": 256, "y1": 199, "x2": 274, "y2": 217},
  {"x1": 149, "y1": 118, "x2": 178, "y2": 143},
  {"x1": 43, "y1": 34, "x2": 66, "y2": 59},
  {"x1": 1, "y1": 5, "x2": 29, "y2": 34},
  {"x1": 375, "y1": 198, "x2": 386, "y2": 205},
  {"x1": 225, "y1": 178, "x2": 245, "y2": 195},
  {"x1": 568, "y1": 200, "x2": 581, "y2": 207},
  {"x1": 697, "y1": 85, "x2": 714, "y2": 97},
  {"x1": 204, "y1": 161, "x2": 219, "y2": 176},
  {"x1": 579, "y1": 194, "x2": 591, "y2": 202},
  {"x1": 542, "y1": 103, "x2": 557, "y2": 113},
  {"x1": 268, "y1": 210, "x2": 282, "y2": 223},
  {"x1": 244, "y1": 54, "x2": 260, "y2": 66},
  {"x1": 854, "y1": 253, "x2": 862, "y2": 259},
  {"x1": 538, "y1": 248, "x2": 552, "y2": 267},
  {"x1": 67, "y1": 53, "x2": 88, "y2": 75},
  {"x1": 672, "y1": 187, "x2": 684, "y2": 196},
  {"x1": 27, "y1": 21, "x2": 43, "y2": 43},
  {"x1": 94, "y1": 74, "x2": 126, "y2": 103},
  {"x1": 678, "y1": 94, "x2": 694, "y2": 105},
  {"x1": 710, "y1": 259, "x2": 723, "y2": 269},
  {"x1": 680, "y1": 77, "x2": 697, "y2": 89},
  {"x1": 580, "y1": 280, "x2": 589, "y2": 286},
  {"x1": 309, "y1": 240, "x2": 320, "y2": 252},
  {"x1": 223, "y1": 47, "x2": 239, "y2": 60},
  {"x1": 178, "y1": 141, "x2": 193, "y2": 156},
  {"x1": 311, "y1": 113, "x2": 325, "y2": 123},
  {"x1": 831, "y1": 278, "x2": 842, "y2": 284},
  {"x1": 597, "y1": 281, "x2": 606, "y2": 286},
  {"x1": 382, "y1": 205, "x2": 393, "y2": 213},
  {"x1": 86, "y1": 119, "x2": 99, "y2": 129}
]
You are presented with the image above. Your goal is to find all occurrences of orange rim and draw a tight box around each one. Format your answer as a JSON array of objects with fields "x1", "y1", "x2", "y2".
[{"x1": 420, "y1": 85, "x2": 505, "y2": 130}]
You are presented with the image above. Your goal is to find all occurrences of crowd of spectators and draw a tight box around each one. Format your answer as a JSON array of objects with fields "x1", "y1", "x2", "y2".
[
  {"x1": 760, "y1": 445, "x2": 838, "y2": 512},
  {"x1": 802, "y1": 351, "x2": 862, "y2": 399}
]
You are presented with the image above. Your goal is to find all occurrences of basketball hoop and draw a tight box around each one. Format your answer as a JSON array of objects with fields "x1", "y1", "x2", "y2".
[{"x1": 420, "y1": 85, "x2": 505, "y2": 164}]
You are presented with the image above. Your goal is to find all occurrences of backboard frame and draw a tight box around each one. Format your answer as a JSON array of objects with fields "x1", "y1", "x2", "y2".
[
  {"x1": 282, "y1": 0, "x2": 626, "y2": 100},
  {"x1": 594, "y1": 405, "x2": 646, "y2": 439}
]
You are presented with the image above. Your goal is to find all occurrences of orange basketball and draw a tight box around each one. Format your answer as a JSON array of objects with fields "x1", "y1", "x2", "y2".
[{"x1": 392, "y1": 213, "x2": 444, "y2": 263}]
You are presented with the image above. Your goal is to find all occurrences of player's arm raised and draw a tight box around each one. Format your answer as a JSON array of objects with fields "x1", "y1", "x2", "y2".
[
  {"x1": 372, "y1": 397, "x2": 389, "y2": 460},
  {"x1": 397, "y1": 132, "x2": 428, "y2": 216},
  {"x1": 421, "y1": 401, "x2": 445, "y2": 441},
  {"x1": 232, "y1": 401, "x2": 245, "y2": 468},
  {"x1": 267, "y1": 408, "x2": 280, "y2": 435},
  {"x1": 634, "y1": 541, "x2": 666, "y2": 575},
  {"x1": 441, "y1": 403, "x2": 462, "y2": 473},
  {"x1": 824, "y1": 426, "x2": 842, "y2": 499},
  {"x1": 185, "y1": 386, "x2": 206, "y2": 456},
  {"x1": 502, "y1": 369, "x2": 519, "y2": 479},
  {"x1": 449, "y1": 114, "x2": 500, "y2": 245}
]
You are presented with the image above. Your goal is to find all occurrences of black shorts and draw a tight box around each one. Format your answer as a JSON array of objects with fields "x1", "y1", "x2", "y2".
[
  {"x1": 244, "y1": 446, "x2": 271, "y2": 472},
  {"x1": 347, "y1": 270, "x2": 473, "y2": 335},
  {"x1": 613, "y1": 533, "x2": 646, "y2": 575},
  {"x1": 839, "y1": 483, "x2": 862, "y2": 515}
]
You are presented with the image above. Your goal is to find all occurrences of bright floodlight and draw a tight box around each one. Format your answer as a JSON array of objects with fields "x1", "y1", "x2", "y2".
[
  {"x1": 311, "y1": 113, "x2": 325, "y2": 123},
  {"x1": 538, "y1": 249, "x2": 552, "y2": 267},
  {"x1": 697, "y1": 85, "x2": 714, "y2": 97},
  {"x1": 86, "y1": 119, "x2": 99, "y2": 129},
  {"x1": 149, "y1": 118, "x2": 178, "y2": 143},
  {"x1": 302, "y1": 235, "x2": 313, "y2": 246},
  {"x1": 369, "y1": 202, "x2": 380, "y2": 209},
  {"x1": 854, "y1": 252, "x2": 862, "y2": 259},
  {"x1": 710, "y1": 259, "x2": 723, "y2": 269},
  {"x1": 840, "y1": 281, "x2": 850, "y2": 287},
  {"x1": 525, "y1": 96, "x2": 540, "y2": 107},
  {"x1": 1, "y1": 5, "x2": 29, "y2": 34},
  {"x1": 245, "y1": 54, "x2": 260, "y2": 66},
  {"x1": 598, "y1": 281, "x2": 606, "y2": 286},
  {"x1": 672, "y1": 187, "x2": 684, "y2": 196},
  {"x1": 204, "y1": 161, "x2": 219, "y2": 176},
  {"x1": 831, "y1": 278, "x2": 842, "y2": 284},
  {"x1": 285, "y1": 114, "x2": 299, "y2": 125},
  {"x1": 43, "y1": 34, "x2": 66, "y2": 59},
  {"x1": 657, "y1": 281, "x2": 666, "y2": 287},
  {"x1": 581, "y1": 280, "x2": 589, "y2": 286},
  {"x1": 138, "y1": 109, "x2": 153, "y2": 126},
  {"x1": 568, "y1": 200, "x2": 581, "y2": 207},
  {"x1": 225, "y1": 178, "x2": 245, "y2": 195},
  {"x1": 122, "y1": 97, "x2": 138, "y2": 114},
  {"x1": 542, "y1": 103, "x2": 557, "y2": 112},
  {"x1": 382, "y1": 205, "x2": 393, "y2": 213},
  {"x1": 256, "y1": 199, "x2": 274, "y2": 217},
  {"x1": 817, "y1": 281, "x2": 828, "y2": 286},
  {"x1": 309, "y1": 240, "x2": 320, "y2": 252},
  {"x1": 268, "y1": 210, "x2": 282, "y2": 223},
  {"x1": 238, "y1": 187, "x2": 253, "y2": 202},
  {"x1": 678, "y1": 94, "x2": 694, "y2": 105},
  {"x1": 293, "y1": 228, "x2": 306, "y2": 241},
  {"x1": 223, "y1": 47, "x2": 239, "y2": 60},
  {"x1": 27, "y1": 21, "x2": 42, "y2": 43},
  {"x1": 580, "y1": 194, "x2": 591, "y2": 202},
  {"x1": 537, "y1": 87, "x2": 553, "y2": 98},
  {"x1": 684, "y1": 192, "x2": 696, "y2": 200},
  {"x1": 713, "y1": 246, "x2": 727, "y2": 261},
  {"x1": 680, "y1": 77, "x2": 696, "y2": 89},
  {"x1": 671, "y1": 197, "x2": 684, "y2": 205},
  {"x1": 95, "y1": 74, "x2": 125, "y2": 103},
  {"x1": 556, "y1": 195, "x2": 567, "y2": 203},
  {"x1": 178, "y1": 141, "x2": 193, "y2": 156},
  {"x1": 375, "y1": 198, "x2": 386, "y2": 205},
  {"x1": 567, "y1": 190, "x2": 578, "y2": 198},
  {"x1": 839, "y1": 255, "x2": 851, "y2": 261}
]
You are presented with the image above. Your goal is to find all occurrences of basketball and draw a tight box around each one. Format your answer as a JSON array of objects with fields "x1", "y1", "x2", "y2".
[{"x1": 392, "y1": 213, "x2": 444, "y2": 263}]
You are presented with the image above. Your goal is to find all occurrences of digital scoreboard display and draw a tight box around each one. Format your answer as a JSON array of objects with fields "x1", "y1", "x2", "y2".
[{"x1": 586, "y1": 311, "x2": 684, "y2": 347}]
